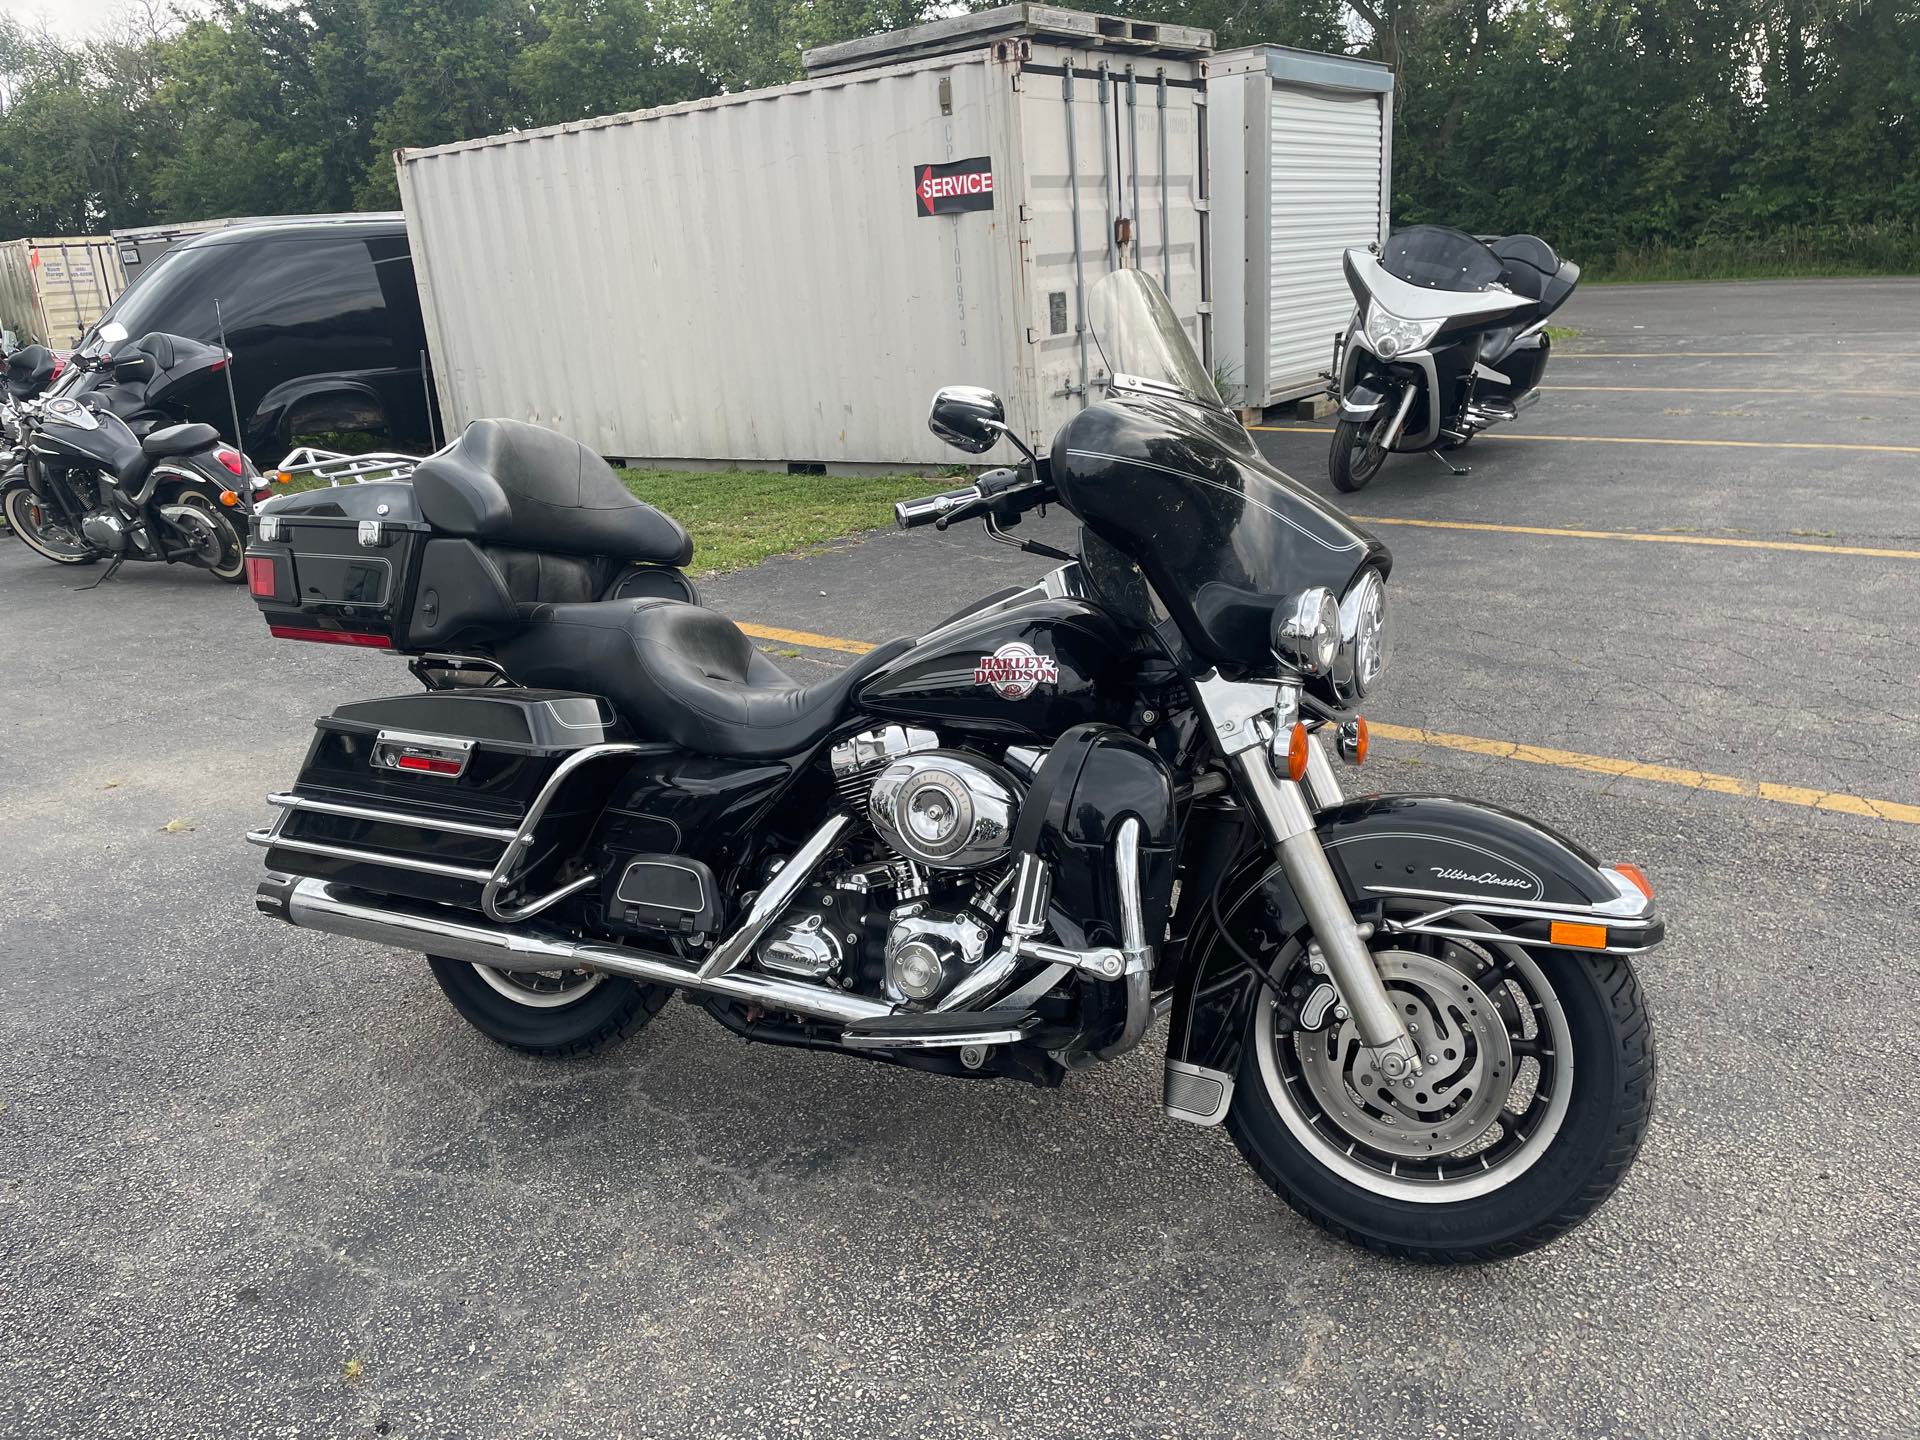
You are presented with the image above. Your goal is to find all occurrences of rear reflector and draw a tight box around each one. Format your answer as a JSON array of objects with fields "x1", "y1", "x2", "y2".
[
  {"x1": 395, "y1": 754, "x2": 463, "y2": 775},
  {"x1": 267, "y1": 624, "x2": 392, "y2": 649},
  {"x1": 245, "y1": 555, "x2": 277, "y2": 597},
  {"x1": 1549, "y1": 921, "x2": 1608, "y2": 950}
]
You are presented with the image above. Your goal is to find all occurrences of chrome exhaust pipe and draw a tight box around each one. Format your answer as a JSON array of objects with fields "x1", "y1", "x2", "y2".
[{"x1": 258, "y1": 874, "x2": 894, "y2": 1025}]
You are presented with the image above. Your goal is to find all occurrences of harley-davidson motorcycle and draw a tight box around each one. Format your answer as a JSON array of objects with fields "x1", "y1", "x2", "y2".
[
  {"x1": 1330, "y1": 225, "x2": 1580, "y2": 492},
  {"x1": 1, "y1": 321, "x2": 259, "y2": 583},
  {"x1": 246, "y1": 268, "x2": 1659, "y2": 1261}
]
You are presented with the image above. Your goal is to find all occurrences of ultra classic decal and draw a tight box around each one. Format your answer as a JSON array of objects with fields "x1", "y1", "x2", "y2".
[{"x1": 1322, "y1": 831, "x2": 1546, "y2": 901}]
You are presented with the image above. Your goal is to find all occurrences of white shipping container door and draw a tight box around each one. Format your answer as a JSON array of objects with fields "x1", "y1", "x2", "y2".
[
  {"x1": 402, "y1": 56, "x2": 1027, "y2": 467},
  {"x1": 1017, "y1": 53, "x2": 1206, "y2": 437},
  {"x1": 1266, "y1": 87, "x2": 1382, "y2": 396}
]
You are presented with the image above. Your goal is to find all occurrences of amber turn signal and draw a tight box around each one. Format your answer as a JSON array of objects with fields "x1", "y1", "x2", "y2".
[
  {"x1": 1549, "y1": 920, "x2": 1608, "y2": 950},
  {"x1": 1286, "y1": 723, "x2": 1310, "y2": 782},
  {"x1": 218, "y1": 490, "x2": 240, "y2": 507},
  {"x1": 1337, "y1": 715, "x2": 1369, "y2": 766},
  {"x1": 1613, "y1": 862, "x2": 1654, "y2": 900}
]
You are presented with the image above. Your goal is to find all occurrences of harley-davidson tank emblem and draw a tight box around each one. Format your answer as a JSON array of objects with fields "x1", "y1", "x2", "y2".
[{"x1": 974, "y1": 641, "x2": 1059, "y2": 700}]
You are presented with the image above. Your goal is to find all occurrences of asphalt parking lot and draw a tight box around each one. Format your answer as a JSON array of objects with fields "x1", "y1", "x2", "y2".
[{"x1": 3, "y1": 278, "x2": 1917, "y2": 1438}]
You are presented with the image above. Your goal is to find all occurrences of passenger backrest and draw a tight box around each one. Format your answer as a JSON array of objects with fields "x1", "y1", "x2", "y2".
[{"x1": 411, "y1": 418, "x2": 692, "y2": 567}]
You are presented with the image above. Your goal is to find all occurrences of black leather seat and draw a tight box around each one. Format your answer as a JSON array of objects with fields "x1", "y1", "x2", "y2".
[
  {"x1": 141, "y1": 422, "x2": 222, "y2": 457},
  {"x1": 5, "y1": 344, "x2": 54, "y2": 399},
  {"x1": 493, "y1": 598, "x2": 913, "y2": 760},
  {"x1": 412, "y1": 418, "x2": 691, "y2": 567}
]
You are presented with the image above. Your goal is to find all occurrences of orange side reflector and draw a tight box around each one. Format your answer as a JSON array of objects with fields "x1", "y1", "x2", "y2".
[
  {"x1": 1286, "y1": 724, "x2": 1310, "y2": 782},
  {"x1": 1613, "y1": 863, "x2": 1654, "y2": 900},
  {"x1": 1549, "y1": 921, "x2": 1608, "y2": 950}
]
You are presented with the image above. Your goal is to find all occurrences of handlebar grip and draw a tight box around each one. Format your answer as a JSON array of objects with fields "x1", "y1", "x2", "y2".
[{"x1": 894, "y1": 485, "x2": 983, "y2": 530}]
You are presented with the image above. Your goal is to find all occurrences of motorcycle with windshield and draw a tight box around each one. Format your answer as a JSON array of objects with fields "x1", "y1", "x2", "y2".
[
  {"x1": 1, "y1": 321, "x2": 260, "y2": 583},
  {"x1": 246, "y1": 268, "x2": 1659, "y2": 1262},
  {"x1": 1330, "y1": 225, "x2": 1579, "y2": 492}
]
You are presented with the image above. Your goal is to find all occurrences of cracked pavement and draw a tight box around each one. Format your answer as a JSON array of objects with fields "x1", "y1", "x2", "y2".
[{"x1": 2, "y1": 278, "x2": 1917, "y2": 1438}]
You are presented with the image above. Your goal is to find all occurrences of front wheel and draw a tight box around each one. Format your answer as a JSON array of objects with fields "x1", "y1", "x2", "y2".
[
  {"x1": 1227, "y1": 925, "x2": 1655, "y2": 1262},
  {"x1": 428, "y1": 956, "x2": 671, "y2": 1057},
  {"x1": 2, "y1": 485, "x2": 99, "y2": 565},
  {"x1": 1328, "y1": 414, "x2": 1389, "y2": 493}
]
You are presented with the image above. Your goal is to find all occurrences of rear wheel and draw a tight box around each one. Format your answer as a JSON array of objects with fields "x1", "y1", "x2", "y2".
[
  {"x1": 167, "y1": 489, "x2": 248, "y2": 582},
  {"x1": 2, "y1": 485, "x2": 98, "y2": 565},
  {"x1": 1329, "y1": 414, "x2": 1389, "y2": 493},
  {"x1": 1226, "y1": 920, "x2": 1655, "y2": 1262},
  {"x1": 428, "y1": 956, "x2": 671, "y2": 1057}
]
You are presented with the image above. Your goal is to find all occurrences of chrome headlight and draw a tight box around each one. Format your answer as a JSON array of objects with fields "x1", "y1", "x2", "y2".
[
  {"x1": 1363, "y1": 305, "x2": 1443, "y2": 360},
  {"x1": 1273, "y1": 587, "x2": 1341, "y2": 677},
  {"x1": 1334, "y1": 570, "x2": 1390, "y2": 700}
]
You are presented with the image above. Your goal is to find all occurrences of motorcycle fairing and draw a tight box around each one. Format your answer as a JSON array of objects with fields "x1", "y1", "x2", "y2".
[
  {"x1": 1051, "y1": 397, "x2": 1389, "y2": 669},
  {"x1": 1164, "y1": 793, "x2": 1664, "y2": 1113}
]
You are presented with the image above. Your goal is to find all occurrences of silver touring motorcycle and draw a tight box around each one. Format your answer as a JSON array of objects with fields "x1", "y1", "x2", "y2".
[{"x1": 248, "y1": 269, "x2": 1662, "y2": 1261}]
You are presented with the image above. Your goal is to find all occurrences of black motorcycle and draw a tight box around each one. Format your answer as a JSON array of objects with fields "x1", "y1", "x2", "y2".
[
  {"x1": 1, "y1": 324, "x2": 259, "y2": 583},
  {"x1": 246, "y1": 269, "x2": 1660, "y2": 1262},
  {"x1": 1330, "y1": 225, "x2": 1580, "y2": 492}
]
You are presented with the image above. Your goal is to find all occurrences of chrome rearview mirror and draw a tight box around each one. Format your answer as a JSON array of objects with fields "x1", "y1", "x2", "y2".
[{"x1": 927, "y1": 385, "x2": 1005, "y2": 454}]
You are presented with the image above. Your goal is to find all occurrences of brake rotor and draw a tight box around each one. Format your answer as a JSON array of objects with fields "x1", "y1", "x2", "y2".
[{"x1": 1292, "y1": 949, "x2": 1514, "y2": 1160}]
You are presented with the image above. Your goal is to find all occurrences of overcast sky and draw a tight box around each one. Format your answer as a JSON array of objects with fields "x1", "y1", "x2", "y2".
[{"x1": 1, "y1": 0, "x2": 162, "y2": 43}]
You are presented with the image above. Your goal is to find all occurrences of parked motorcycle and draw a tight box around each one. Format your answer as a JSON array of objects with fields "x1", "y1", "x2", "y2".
[
  {"x1": 246, "y1": 268, "x2": 1659, "y2": 1262},
  {"x1": 1330, "y1": 225, "x2": 1580, "y2": 492},
  {"x1": 1, "y1": 323, "x2": 261, "y2": 583},
  {"x1": 1, "y1": 342, "x2": 64, "y2": 538}
]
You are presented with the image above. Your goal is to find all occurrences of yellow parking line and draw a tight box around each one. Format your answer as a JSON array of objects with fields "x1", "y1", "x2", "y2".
[
  {"x1": 1544, "y1": 384, "x2": 1920, "y2": 398},
  {"x1": 1251, "y1": 424, "x2": 1920, "y2": 455},
  {"x1": 735, "y1": 622, "x2": 1920, "y2": 826},
  {"x1": 1369, "y1": 723, "x2": 1920, "y2": 826},
  {"x1": 737, "y1": 622, "x2": 877, "y2": 655},
  {"x1": 1347, "y1": 514, "x2": 1920, "y2": 562}
]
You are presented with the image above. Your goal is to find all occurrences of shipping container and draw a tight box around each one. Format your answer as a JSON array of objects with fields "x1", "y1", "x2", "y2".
[
  {"x1": 0, "y1": 237, "x2": 128, "y2": 350},
  {"x1": 397, "y1": 4, "x2": 1212, "y2": 469},
  {"x1": 1207, "y1": 47, "x2": 1393, "y2": 410}
]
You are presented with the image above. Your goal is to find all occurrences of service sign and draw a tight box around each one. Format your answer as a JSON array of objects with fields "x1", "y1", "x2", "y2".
[{"x1": 914, "y1": 157, "x2": 994, "y2": 217}]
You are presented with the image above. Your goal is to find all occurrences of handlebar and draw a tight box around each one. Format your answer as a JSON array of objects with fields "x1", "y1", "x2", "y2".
[{"x1": 894, "y1": 467, "x2": 1042, "y2": 530}]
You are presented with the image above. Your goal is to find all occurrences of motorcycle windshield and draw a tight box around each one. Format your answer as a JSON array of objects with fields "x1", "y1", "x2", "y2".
[
  {"x1": 1052, "y1": 272, "x2": 1388, "y2": 669},
  {"x1": 1087, "y1": 268, "x2": 1222, "y2": 409},
  {"x1": 1381, "y1": 225, "x2": 1506, "y2": 293}
]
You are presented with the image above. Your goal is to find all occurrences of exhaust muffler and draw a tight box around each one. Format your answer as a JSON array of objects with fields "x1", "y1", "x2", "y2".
[{"x1": 257, "y1": 874, "x2": 893, "y2": 1025}]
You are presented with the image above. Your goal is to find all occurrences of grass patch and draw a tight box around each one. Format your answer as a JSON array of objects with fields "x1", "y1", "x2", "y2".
[
  {"x1": 1544, "y1": 325, "x2": 1580, "y2": 343},
  {"x1": 1584, "y1": 222, "x2": 1920, "y2": 283},
  {"x1": 619, "y1": 467, "x2": 934, "y2": 575}
]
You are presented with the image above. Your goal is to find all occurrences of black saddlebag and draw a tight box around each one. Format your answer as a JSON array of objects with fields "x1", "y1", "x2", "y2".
[{"x1": 257, "y1": 688, "x2": 652, "y2": 909}]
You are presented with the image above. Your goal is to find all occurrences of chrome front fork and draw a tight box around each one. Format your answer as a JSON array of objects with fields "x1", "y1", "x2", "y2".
[{"x1": 1195, "y1": 673, "x2": 1423, "y2": 1082}]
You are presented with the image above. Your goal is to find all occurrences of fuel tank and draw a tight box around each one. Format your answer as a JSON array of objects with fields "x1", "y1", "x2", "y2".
[{"x1": 855, "y1": 581, "x2": 1134, "y2": 743}]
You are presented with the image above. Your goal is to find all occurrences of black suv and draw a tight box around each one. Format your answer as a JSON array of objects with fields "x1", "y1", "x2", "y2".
[{"x1": 78, "y1": 215, "x2": 436, "y2": 460}]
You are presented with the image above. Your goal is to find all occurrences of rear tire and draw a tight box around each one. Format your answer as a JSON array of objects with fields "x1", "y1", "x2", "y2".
[
  {"x1": 2, "y1": 485, "x2": 98, "y2": 565},
  {"x1": 1329, "y1": 415, "x2": 1388, "y2": 493},
  {"x1": 428, "y1": 957, "x2": 671, "y2": 1057},
  {"x1": 168, "y1": 489, "x2": 248, "y2": 583}
]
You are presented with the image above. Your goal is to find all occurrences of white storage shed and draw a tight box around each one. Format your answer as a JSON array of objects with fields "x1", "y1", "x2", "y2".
[
  {"x1": 1207, "y1": 46, "x2": 1394, "y2": 410},
  {"x1": 397, "y1": 5, "x2": 1213, "y2": 470}
]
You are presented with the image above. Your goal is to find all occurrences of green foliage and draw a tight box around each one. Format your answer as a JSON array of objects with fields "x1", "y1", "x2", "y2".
[{"x1": 0, "y1": 0, "x2": 1913, "y2": 279}]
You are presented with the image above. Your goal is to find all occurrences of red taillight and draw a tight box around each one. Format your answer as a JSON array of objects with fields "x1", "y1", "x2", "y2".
[
  {"x1": 245, "y1": 555, "x2": 277, "y2": 597},
  {"x1": 267, "y1": 624, "x2": 392, "y2": 649},
  {"x1": 210, "y1": 357, "x2": 228, "y2": 372},
  {"x1": 395, "y1": 754, "x2": 463, "y2": 775},
  {"x1": 252, "y1": 487, "x2": 272, "y2": 503},
  {"x1": 216, "y1": 448, "x2": 244, "y2": 476},
  {"x1": 51, "y1": 355, "x2": 67, "y2": 380}
]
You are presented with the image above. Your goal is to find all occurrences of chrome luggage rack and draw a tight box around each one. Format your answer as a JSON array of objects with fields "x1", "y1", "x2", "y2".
[{"x1": 269, "y1": 444, "x2": 431, "y2": 488}]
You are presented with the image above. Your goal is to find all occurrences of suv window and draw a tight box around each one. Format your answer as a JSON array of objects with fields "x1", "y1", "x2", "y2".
[{"x1": 91, "y1": 234, "x2": 400, "y2": 362}]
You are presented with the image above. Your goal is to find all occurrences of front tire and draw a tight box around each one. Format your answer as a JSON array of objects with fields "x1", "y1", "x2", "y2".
[
  {"x1": 428, "y1": 957, "x2": 671, "y2": 1057},
  {"x1": 1329, "y1": 414, "x2": 1389, "y2": 493},
  {"x1": 1226, "y1": 930, "x2": 1655, "y2": 1263}
]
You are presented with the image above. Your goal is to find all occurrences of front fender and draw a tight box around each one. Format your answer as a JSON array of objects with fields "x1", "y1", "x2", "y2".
[{"x1": 1161, "y1": 794, "x2": 1663, "y2": 1125}]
